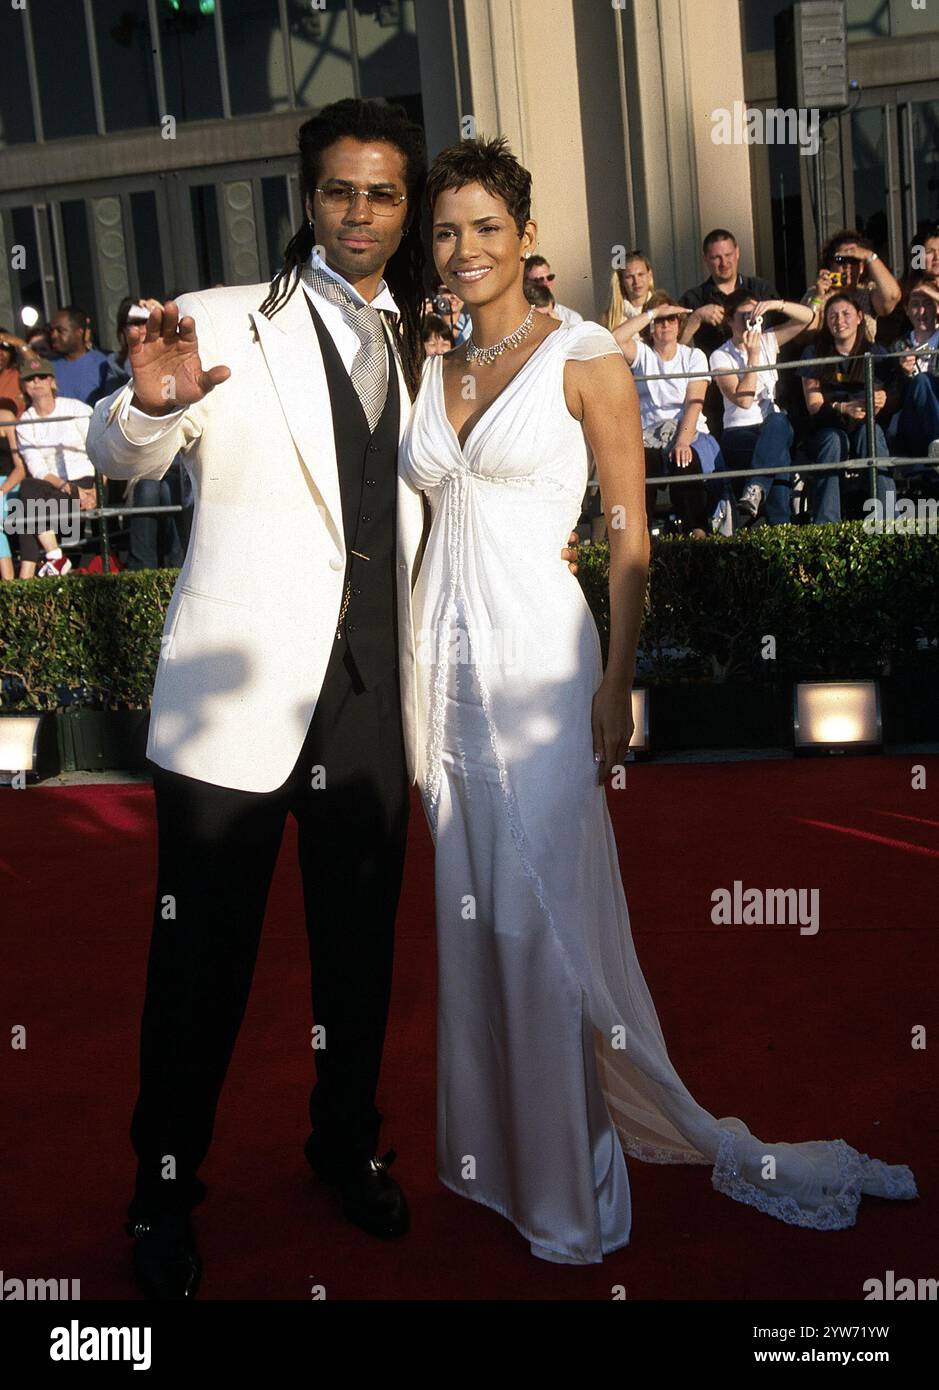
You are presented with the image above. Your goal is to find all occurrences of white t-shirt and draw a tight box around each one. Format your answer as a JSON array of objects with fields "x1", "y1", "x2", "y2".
[
  {"x1": 16, "y1": 397, "x2": 93, "y2": 481},
  {"x1": 709, "y1": 331, "x2": 781, "y2": 429},
  {"x1": 630, "y1": 340, "x2": 711, "y2": 434},
  {"x1": 555, "y1": 302, "x2": 584, "y2": 327}
]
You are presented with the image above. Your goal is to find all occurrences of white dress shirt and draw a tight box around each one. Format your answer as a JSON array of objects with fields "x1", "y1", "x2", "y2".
[{"x1": 119, "y1": 249, "x2": 400, "y2": 442}]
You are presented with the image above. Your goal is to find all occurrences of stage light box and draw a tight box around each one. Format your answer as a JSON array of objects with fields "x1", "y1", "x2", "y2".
[{"x1": 793, "y1": 681, "x2": 882, "y2": 754}]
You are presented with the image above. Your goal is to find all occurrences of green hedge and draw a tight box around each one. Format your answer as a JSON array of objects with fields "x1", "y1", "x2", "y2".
[
  {"x1": 574, "y1": 522, "x2": 937, "y2": 682},
  {"x1": 1, "y1": 523, "x2": 937, "y2": 711}
]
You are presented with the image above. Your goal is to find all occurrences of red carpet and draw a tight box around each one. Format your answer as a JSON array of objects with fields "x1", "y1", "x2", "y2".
[{"x1": 1, "y1": 756, "x2": 934, "y2": 1300}]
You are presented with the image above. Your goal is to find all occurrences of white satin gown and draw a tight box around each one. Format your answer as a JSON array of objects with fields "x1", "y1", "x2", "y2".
[{"x1": 399, "y1": 320, "x2": 917, "y2": 1264}]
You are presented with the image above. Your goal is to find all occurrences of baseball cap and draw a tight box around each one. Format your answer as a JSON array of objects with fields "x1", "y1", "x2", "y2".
[{"x1": 19, "y1": 355, "x2": 56, "y2": 381}]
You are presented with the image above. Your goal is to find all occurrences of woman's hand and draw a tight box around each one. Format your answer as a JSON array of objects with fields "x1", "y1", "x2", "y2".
[
  {"x1": 560, "y1": 529, "x2": 580, "y2": 574},
  {"x1": 743, "y1": 326, "x2": 763, "y2": 360},
  {"x1": 872, "y1": 387, "x2": 887, "y2": 413},
  {"x1": 669, "y1": 441, "x2": 693, "y2": 469},
  {"x1": 842, "y1": 400, "x2": 867, "y2": 421},
  {"x1": 591, "y1": 677, "x2": 634, "y2": 785}
]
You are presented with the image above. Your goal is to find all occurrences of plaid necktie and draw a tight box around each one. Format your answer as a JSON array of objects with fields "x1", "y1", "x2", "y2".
[{"x1": 301, "y1": 259, "x2": 389, "y2": 433}]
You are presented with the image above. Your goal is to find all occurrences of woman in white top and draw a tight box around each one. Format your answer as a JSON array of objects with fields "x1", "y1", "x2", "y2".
[
  {"x1": 13, "y1": 356, "x2": 96, "y2": 577},
  {"x1": 613, "y1": 290, "x2": 728, "y2": 536},
  {"x1": 710, "y1": 290, "x2": 815, "y2": 524}
]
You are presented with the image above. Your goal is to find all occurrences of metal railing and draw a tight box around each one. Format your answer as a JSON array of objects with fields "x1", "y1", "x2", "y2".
[{"x1": 5, "y1": 347, "x2": 936, "y2": 565}]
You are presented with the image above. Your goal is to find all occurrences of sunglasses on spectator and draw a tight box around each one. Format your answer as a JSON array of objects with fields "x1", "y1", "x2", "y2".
[
  {"x1": 528, "y1": 271, "x2": 555, "y2": 282},
  {"x1": 653, "y1": 313, "x2": 681, "y2": 324},
  {"x1": 832, "y1": 254, "x2": 862, "y2": 266}
]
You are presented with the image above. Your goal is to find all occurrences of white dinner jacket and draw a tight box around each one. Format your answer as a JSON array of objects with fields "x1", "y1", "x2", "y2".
[{"x1": 85, "y1": 281, "x2": 426, "y2": 793}]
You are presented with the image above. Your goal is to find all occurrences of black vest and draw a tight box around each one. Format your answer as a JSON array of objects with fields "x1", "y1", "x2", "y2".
[{"x1": 305, "y1": 295, "x2": 400, "y2": 691}]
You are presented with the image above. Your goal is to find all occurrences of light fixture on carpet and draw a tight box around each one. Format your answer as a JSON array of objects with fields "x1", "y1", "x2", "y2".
[
  {"x1": 0, "y1": 715, "x2": 59, "y2": 785},
  {"x1": 793, "y1": 681, "x2": 881, "y2": 755}
]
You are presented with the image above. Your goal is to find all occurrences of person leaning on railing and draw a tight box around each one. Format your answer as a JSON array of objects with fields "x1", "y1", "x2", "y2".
[
  {"x1": 798, "y1": 292, "x2": 896, "y2": 526},
  {"x1": 709, "y1": 290, "x2": 815, "y2": 526},
  {"x1": 613, "y1": 290, "x2": 730, "y2": 538},
  {"x1": 886, "y1": 276, "x2": 939, "y2": 485}
]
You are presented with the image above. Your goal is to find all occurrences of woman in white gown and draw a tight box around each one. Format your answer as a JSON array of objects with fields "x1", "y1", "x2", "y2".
[{"x1": 399, "y1": 137, "x2": 917, "y2": 1265}]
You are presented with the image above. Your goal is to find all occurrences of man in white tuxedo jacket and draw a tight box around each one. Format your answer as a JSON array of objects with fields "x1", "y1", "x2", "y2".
[{"x1": 86, "y1": 99, "x2": 431, "y2": 1300}]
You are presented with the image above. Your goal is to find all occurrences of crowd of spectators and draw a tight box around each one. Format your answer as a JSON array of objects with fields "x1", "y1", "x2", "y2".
[
  {"x1": 0, "y1": 298, "x2": 193, "y2": 580},
  {"x1": 3, "y1": 222, "x2": 937, "y2": 578},
  {"x1": 596, "y1": 224, "x2": 939, "y2": 534}
]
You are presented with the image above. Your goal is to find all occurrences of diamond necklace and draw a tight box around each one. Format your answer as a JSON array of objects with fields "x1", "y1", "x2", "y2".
[{"x1": 465, "y1": 306, "x2": 535, "y2": 366}]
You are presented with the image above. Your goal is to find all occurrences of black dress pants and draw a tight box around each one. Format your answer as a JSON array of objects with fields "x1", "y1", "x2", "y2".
[{"x1": 128, "y1": 632, "x2": 410, "y2": 1219}]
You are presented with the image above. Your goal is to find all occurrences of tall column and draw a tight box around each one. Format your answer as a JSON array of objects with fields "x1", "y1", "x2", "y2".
[
  {"x1": 416, "y1": 0, "x2": 617, "y2": 321},
  {"x1": 618, "y1": 0, "x2": 757, "y2": 299}
]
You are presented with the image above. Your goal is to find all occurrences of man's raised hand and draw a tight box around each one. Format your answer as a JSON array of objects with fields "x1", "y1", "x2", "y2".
[{"x1": 129, "y1": 301, "x2": 231, "y2": 416}]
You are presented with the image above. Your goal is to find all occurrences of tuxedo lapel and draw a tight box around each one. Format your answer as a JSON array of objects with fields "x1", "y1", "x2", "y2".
[{"x1": 249, "y1": 289, "x2": 344, "y2": 549}]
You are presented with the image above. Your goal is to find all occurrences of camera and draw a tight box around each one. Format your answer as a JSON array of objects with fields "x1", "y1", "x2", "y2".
[
  {"x1": 828, "y1": 270, "x2": 844, "y2": 289},
  {"x1": 126, "y1": 304, "x2": 151, "y2": 324},
  {"x1": 432, "y1": 294, "x2": 452, "y2": 316},
  {"x1": 745, "y1": 313, "x2": 764, "y2": 333}
]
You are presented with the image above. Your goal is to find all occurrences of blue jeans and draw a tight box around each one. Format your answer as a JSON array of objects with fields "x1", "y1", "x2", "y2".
[
  {"x1": 128, "y1": 468, "x2": 189, "y2": 570},
  {"x1": 0, "y1": 481, "x2": 20, "y2": 561},
  {"x1": 805, "y1": 424, "x2": 891, "y2": 524},
  {"x1": 886, "y1": 372, "x2": 939, "y2": 476},
  {"x1": 721, "y1": 413, "x2": 794, "y2": 525}
]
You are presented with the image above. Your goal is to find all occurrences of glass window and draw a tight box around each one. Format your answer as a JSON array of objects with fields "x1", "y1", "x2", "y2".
[
  {"x1": 160, "y1": 0, "x2": 224, "y2": 123},
  {"x1": 59, "y1": 202, "x2": 100, "y2": 338},
  {"x1": 908, "y1": 101, "x2": 939, "y2": 239},
  {"x1": 223, "y1": 0, "x2": 290, "y2": 116},
  {"x1": 130, "y1": 191, "x2": 166, "y2": 299},
  {"x1": 190, "y1": 185, "x2": 225, "y2": 288},
  {"x1": 261, "y1": 175, "x2": 293, "y2": 280},
  {"x1": 9, "y1": 208, "x2": 44, "y2": 323},
  {"x1": 93, "y1": 0, "x2": 160, "y2": 132},
  {"x1": 354, "y1": 0, "x2": 420, "y2": 100},
  {"x1": 742, "y1": 0, "x2": 887, "y2": 51},
  {"x1": 286, "y1": 0, "x2": 354, "y2": 108},
  {"x1": 0, "y1": 9, "x2": 36, "y2": 146},
  {"x1": 850, "y1": 107, "x2": 890, "y2": 259},
  {"x1": 32, "y1": 0, "x2": 97, "y2": 141},
  {"x1": 765, "y1": 142, "x2": 806, "y2": 300}
]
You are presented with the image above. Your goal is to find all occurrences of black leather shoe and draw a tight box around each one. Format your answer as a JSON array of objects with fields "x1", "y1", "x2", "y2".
[
  {"x1": 304, "y1": 1139, "x2": 410, "y2": 1239},
  {"x1": 126, "y1": 1211, "x2": 202, "y2": 1300}
]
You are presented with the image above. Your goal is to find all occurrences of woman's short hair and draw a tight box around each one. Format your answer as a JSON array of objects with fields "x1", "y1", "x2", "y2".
[
  {"x1": 723, "y1": 286, "x2": 760, "y2": 324},
  {"x1": 425, "y1": 136, "x2": 532, "y2": 235}
]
